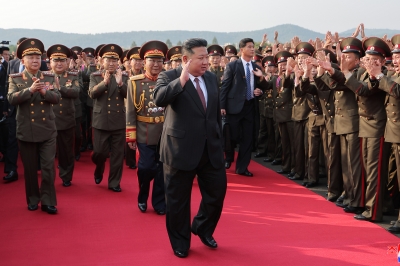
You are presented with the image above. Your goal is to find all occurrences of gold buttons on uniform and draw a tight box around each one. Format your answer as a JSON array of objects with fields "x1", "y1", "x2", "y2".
[
  {"x1": 108, "y1": 105, "x2": 110, "y2": 107},
  {"x1": 40, "y1": 102, "x2": 43, "y2": 105},
  {"x1": 31, "y1": 103, "x2": 34, "y2": 106},
  {"x1": 117, "y1": 104, "x2": 119, "y2": 106},
  {"x1": 116, "y1": 97, "x2": 118, "y2": 100},
  {"x1": 108, "y1": 111, "x2": 110, "y2": 114},
  {"x1": 42, "y1": 110, "x2": 44, "y2": 113},
  {"x1": 60, "y1": 111, "x2": 62, "y2": 114},
  {"x1": 108, "y1": 98, "x2": 111, "y2": 101},
  {"x1": 105, "y1": 91, "x2": 108, "y2": 93},
  {"x1": 60, "y1": 104, "x2": 62, "y2": 106},
  {"x1": 43, "y1": 118, "x2": 46, "y2": 121},
  {"x1": 31, "y1": 119, "x2": 34, "y2": 122},
  {"x1": 31, "y1": 111, "x2": 34, "y2": 114}
]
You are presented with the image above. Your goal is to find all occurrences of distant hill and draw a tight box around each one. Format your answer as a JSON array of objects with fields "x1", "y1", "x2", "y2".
[{"x1": 0, "y1": 24, "x2": 398, "y2": 49}]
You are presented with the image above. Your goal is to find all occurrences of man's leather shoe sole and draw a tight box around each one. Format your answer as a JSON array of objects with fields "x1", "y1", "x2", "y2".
[
  {"x1": 41, "y1": 205, "x2": 57, "y2": 214},
  {"x1": 138, "y1": 203, "x2": 147, "y2": 212},
  {"x1": 224, "y1": 162, "x2": 231, "y2": 169},
  {"x1": 28, "y1": 204, "x2": 38, "y2": 211},
  {"x1": 174, "y1": 250, "x2": 188, "y2": 258},
  {"x1": 108, "y1": 186, "x2": 121, "y2": 192}
]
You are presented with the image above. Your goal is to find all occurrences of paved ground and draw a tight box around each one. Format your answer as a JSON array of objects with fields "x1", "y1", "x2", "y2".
[{"x1": 251, "y1": 152, "x2": 400, "y2": 237}]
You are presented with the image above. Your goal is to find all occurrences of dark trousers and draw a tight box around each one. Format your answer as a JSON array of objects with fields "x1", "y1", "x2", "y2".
[
  {"x1": 57, "y1": 127, "x2": 75, "y2": 182},
  {"x1": 227, "y1": 100, "x2": 255, "y2": 173},
  {"x1": 125, "y1": 143, "x2": 137, "y2": 167},
  {"x1": 18, "y1": 138, "x2": 57, "y2": 206},
  {"x1": 164, "y1": 144, "x2": 227, "y2": 252},
  {"x1": 278, "y1": 121, "x2": 295, "y2": 172},
  {"x1": 325, "y1": 132, "x2": 343, "y2": 199},
  {"x1": 257, "y1": 115, "x2": 275, "y2": 159},
  {"x1": 293, "y1": 119, "x2": 308, "y2": 178},
  {"x1": 273, "y1": 120, "x2": 282, "y2": 161},
  {"x1": 74, "y1": 117, "x2": 82, "y2": 156},
  {"x1": 81, "y1": 106, "x2": 92, "y2": 148},
  {"x1": 92, "y1": 128, "x2": 125, "y2": 188},
  {"x1": 137, "y1": 142, "x2": 165, "y2": 210},
  {"x1": 4, "y1": 115, "x2": 18, "y2": 173}
]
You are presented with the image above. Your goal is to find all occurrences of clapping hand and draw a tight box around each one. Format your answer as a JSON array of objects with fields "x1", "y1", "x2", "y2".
[
  {"x1": 115, "y1": 69, "x2": 123, "y2": 86},
  {"x1": 361, "y1": 57, "x2": 382, "y2": 78},
  {"x1": 30, "y1": 77, "x2": 46, "y2": 93},
  {"x1": 104, "y1": 70, "x2": 111, "y2": 85}
]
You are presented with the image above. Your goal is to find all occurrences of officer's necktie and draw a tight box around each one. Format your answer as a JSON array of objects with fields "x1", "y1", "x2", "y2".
[
  {"x1": 194, "y1": 78, "x2": 206, "y2": 111},
  {"x1": 246, "y1": 63, "x2": 252, "y2": 100}
]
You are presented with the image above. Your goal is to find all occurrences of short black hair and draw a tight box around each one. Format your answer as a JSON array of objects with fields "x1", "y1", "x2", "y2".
[
  {"x1": 239, "y1": 38, "x2": 254, "y2": 48},
  {"x1": 182, "y1": 38, "x2": 207, "y2": 56}
]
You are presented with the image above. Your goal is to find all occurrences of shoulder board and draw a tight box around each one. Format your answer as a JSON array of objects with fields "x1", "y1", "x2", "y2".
[
  {"x1": 92, "y1": 71, "x2": 102, "y2": 76},
  {"x1": 42, "y1": 71, "x2": 54, "y2": 76},
  {"x1": 10, "y1": 73, "x2": 22, "y2": 78},
  {"x1": 67, "y1": 71, "x2": 78, "y2": 76},
  {"x1": 130, "y1": 74, "x2": 145, "y2": 81}
]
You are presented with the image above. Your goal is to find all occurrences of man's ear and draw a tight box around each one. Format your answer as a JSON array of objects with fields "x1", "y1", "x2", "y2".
[{"x1": 182, "y1": 55, "x2": 188, "y2": 64}]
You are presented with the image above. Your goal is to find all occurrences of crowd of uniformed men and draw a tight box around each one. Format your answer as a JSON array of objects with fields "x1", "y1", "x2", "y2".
[{"x1": 2, "y1": 26, "x2": 400, "y2": 234}]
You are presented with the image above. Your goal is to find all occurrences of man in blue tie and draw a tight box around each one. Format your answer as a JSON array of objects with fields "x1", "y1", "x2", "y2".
[{"x1": 220, "y1": 38, "x2": 268, "y2": 176}]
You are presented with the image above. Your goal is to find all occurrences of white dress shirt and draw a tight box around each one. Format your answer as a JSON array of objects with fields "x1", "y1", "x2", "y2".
[
  {"x1": 241, "y1": 57, "x2": 254, "y2": 98},
  {"x1": 189, "y1": 73, "x2": 208, "y2": 107}
]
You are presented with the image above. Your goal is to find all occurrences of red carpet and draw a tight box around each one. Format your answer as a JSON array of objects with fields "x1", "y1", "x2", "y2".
[{"x1": 0, "y1": 152, "x2": 399, "y2": 265}]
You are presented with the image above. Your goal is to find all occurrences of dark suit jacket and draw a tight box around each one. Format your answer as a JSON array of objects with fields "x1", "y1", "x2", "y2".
[
  {"x1": 0, "y1": 61, "x2": 7, "y2": 99},
  {"x1": 154, "y1": 67, "x2": 224, "y2": 171}
]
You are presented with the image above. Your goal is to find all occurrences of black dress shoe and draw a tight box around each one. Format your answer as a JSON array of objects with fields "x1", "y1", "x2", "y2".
[
  {"x1": 94, "y1": 176, "x2": 103, "y2": 184},
  {"x1": 327, "y1": 195, "x2": 339, "y2": 202},
  {"x1": 3, "y1": 171, "x2": 18, "y2": 182},
  {"x1": 155, "y1": 209, "x2": 166, "y2": 215},
  {"x1": 138, "y1": 203, "x2": 147, "y2": 212},
  {"x1": 62, "y1": 181, "x2": 71, "y2": 187},
  {"x1": 287, "y1": 172, "x2": 295, "y2": 178},
  {"x1": 301, "y1": 182, "x2": 308, "y2": 186},
  {"x1": 235, "y1": 169, "x2": 253, "y2": 177},
  {"x1": 128, "y1": 165, "x2": 137, "y2": 169},
  {"x1": 108, "y1": 186, "x2": 122, "y2": 192},
  {"x1": 224, "y1": 161, "x2": 231, "y2": 169},
  {"x1": 336, "y1": 195, "x2": 345, "y2": 203},
  {"x1": 335, "y1": 201, "x2": 347, "y2": 208},
  {"x1": 390, "y1": 220, "x2": 396, "y2": 225},
  {"x1": 174, "y1": 250, "x2": 188, "y2": 258},
  {"x1": 343, "y1": 206, "x2": 364, "y2": 214},
  {"x1": 354, "y1": 214, "x2": 370, "y2": 221},
  {"x1": 271, "y1": 160, "x2": 282, "y2": 165},
  {"x1": 289, "y1": 175, "x2": 302, "y2": 180},
  {"x1": 75, "y1": 154, "x2": 81, "y2": 161},
  {"x1": 254, "y1": 152, "x2": 266, "y2": 158},
  {"x1": 276, "y1": 169, "x2": 289, "y2": 174},
  {"x1": 263, "y1": 158, "x2": 273, "y2": 162},
  {"x1": 28, "y1": 204, "x2": 38, "y2": 211},
  {"x1": 41, "y1": 205, "x2": 57, "y2": 214},
  {"x1": 198, "y1": 235, "x2": 218, "y2": 249},
  {"x1": 388, "y1": 226, "x2": 400, "y2": 233},
  {"x1": 87, "y1": 144, "x2": 93, "y2": 150},
  {"x1": 306, "y1": 182, "x2": 318, "y2": 188}
]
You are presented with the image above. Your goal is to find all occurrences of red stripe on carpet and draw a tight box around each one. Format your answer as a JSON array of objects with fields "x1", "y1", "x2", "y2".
[{"x1": 0, "y1": 152, "x2": 398, "y2": 265}]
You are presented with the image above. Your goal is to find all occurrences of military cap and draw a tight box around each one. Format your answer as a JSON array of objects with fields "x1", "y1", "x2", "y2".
[
  {"x1": 16, "y1": 37, "x2": 28, "y2": 45},
  {"x1": 385, "y1": 56, "x2": 392, "y2": 65},
  {"x1": 313, "y1": 48, "x2": 338, "y2": 64},
  {"x1": 274, "y1": 51, "x2": 293, "y2": 64},
  {"x1": 391, "y1": 34, "x2": 400, "y2": 53},
  {"x1": 224, "y1": 45, "x2": 237, "y2": 56},
  {"x1": 126, "y1": 46, "x2": 140, "y2": 60},
  {"x1": 264, "y1": 45, "x2": 272, "y2": 53},
  {"x1": 139, "y1": 40, "x2": 168, "y2": 60},
  {"x1": 164, "y1": 60, "x2": 171, "y2": 65},
  {"x1": 340, "y1": 37, "x2": 364, "y2": 56},
  {"x1": 95, "y1": 44, "x2": 105, "y2": 57},
  {"x1": 207, "y1": 44, "x2": 224, "y2": 56},
  {"x1": 122, "y1": 50, "x2": 129, "y2": 62},
  {"x1": 262, "y1": 56, "x2": 276, "y2": 67},
  {"x1": 166, "y1": 46, "x2": 182, "y2": 61},
  {"x1": 99, "y1": 44, "x2": 123, "y2": 59},
  {"x1": 71, "y1": 46, "x2": 83, "y2": 55},
  {"x1": 16, "y1": 38, "x2": 44, "y2": 59},
  {"x1": 45, "y1": 58, "x2": 50, "y2": 63},
  {"x1": 82, "y1": 47, "x2": 95, "y2": 58},
  {"x1": 362, "y1": 37, "x2": 391, "y2": 58},
  {"x1": 296, "y1": 42, "x2": 315, "y2": 56},
  {"x1": 47, "y1": 44, "x2": 71, "y2": 59},
  {"x1": 70, "y1": 49, "x2": 78, "y2": 60},
  {"x1": 253, "y1": 52, "x2": 263, "y2": 62}
]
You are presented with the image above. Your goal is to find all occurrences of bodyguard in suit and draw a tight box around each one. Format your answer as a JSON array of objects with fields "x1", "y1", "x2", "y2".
[
  {"x1": 47, "y1": 45, "x2": 80, "y2": 187},
  {"x1": 154, "y1": 38, "x2": 227, "y2": 258},
  {"x1": 89, "y1": 44, "x2": 128, "y2": 192},
  {"x1": 7, "y1": 38, "x2": 61, "y2": 214},
  {"x1": 126, "y1": 40, "x2": 168, "y2": 215},
  {"x1": 220, "y1": 38, "x2": 268, "y2": 176},
  {"x1": 0, "y1": 48, "x2": 8, "y2": 161}
]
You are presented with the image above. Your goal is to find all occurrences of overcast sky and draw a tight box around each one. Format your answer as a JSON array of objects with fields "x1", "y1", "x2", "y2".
[{"x1": 2, "y1": 0, "x2": 398, "y2": 34}]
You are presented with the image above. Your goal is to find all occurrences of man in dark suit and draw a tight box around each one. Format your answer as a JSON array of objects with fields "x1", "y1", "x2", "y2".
[
  {"x1": 220, "y1": 38, "x2": 268, "y2": 176},
  {"x1": 154, "y1": 38, "x2": 227, "y2": 258}
]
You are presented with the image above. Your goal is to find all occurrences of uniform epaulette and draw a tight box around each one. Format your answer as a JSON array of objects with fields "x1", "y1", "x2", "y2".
[
  {"x1": 92, "y1": 71, "x2": 102, "y2": 76},
  {"x1": 42, "y1": 71, "x2": 54, "y2": 76},
  {"x1": 67, "y1": 71, "x2": 78, "y2": 76},
  {"x1": 9, "y1": 73, "x2": 22, "y2": 78},
  {"x1": 130, "y1": 74, "x2": 145, "y2": 81}
]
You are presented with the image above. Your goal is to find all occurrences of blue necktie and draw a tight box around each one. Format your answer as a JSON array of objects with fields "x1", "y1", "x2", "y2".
[{"x1": 246, "y1": 63, "x2": 252, "y2": 100}]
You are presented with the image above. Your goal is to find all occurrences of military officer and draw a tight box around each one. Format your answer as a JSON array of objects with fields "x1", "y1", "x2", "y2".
[
  {"x1": 381, "y1": 35, "x2": 400, "y2": 232},
  {"x1": 89, "y1": 44, "x2": 128, "y2": 192},
  {"x1": 8, "y1": 38, "x2": 61, "y2": 214},
  {"x1": 166, "y1": 46, "x2": 182, "y2": 69},
  {"x1": 126, "y1": 40, "x2": 168, "y2": 215},
  {"x1": 122, "y1": 50, "x2": 131, "y2": 72},
  {"x1": 164, "y1": 60, "x2": 172, "y2": 71},
  {"x1": 207, "y1": 44, "x2": 224, "y2": 88},
  {"x1": 127, "y1": 47, "x2": 143, "y2": 77},
  {"x1": 47, "y1": 44, "x2": 80, "y2": 187},
  {"x1": 224, "y1": 44, "x2": 237, "y2": 59}
]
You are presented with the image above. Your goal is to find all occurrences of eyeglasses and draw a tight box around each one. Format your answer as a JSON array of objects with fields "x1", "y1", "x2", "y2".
[{"x1": 147, "y1": 59, "x2": 163, "y2": 65}]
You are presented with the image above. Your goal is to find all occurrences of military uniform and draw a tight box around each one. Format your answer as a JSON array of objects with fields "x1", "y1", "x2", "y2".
[
  {"x1": 89, "y1": 44, "x2": 128, "y2": 191},
  {"x1": 7, "y1": 38, "x2": 61, "y2": 212},
  {"x1": 47, "y1": 44, "x2": 80, "y2": 186},
  {"x1": 126, "y1": 40, "x2": 168, "y2": 213},
  {"x1": 207, "y1": 45, "x2": 224, "y2": 89}
]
